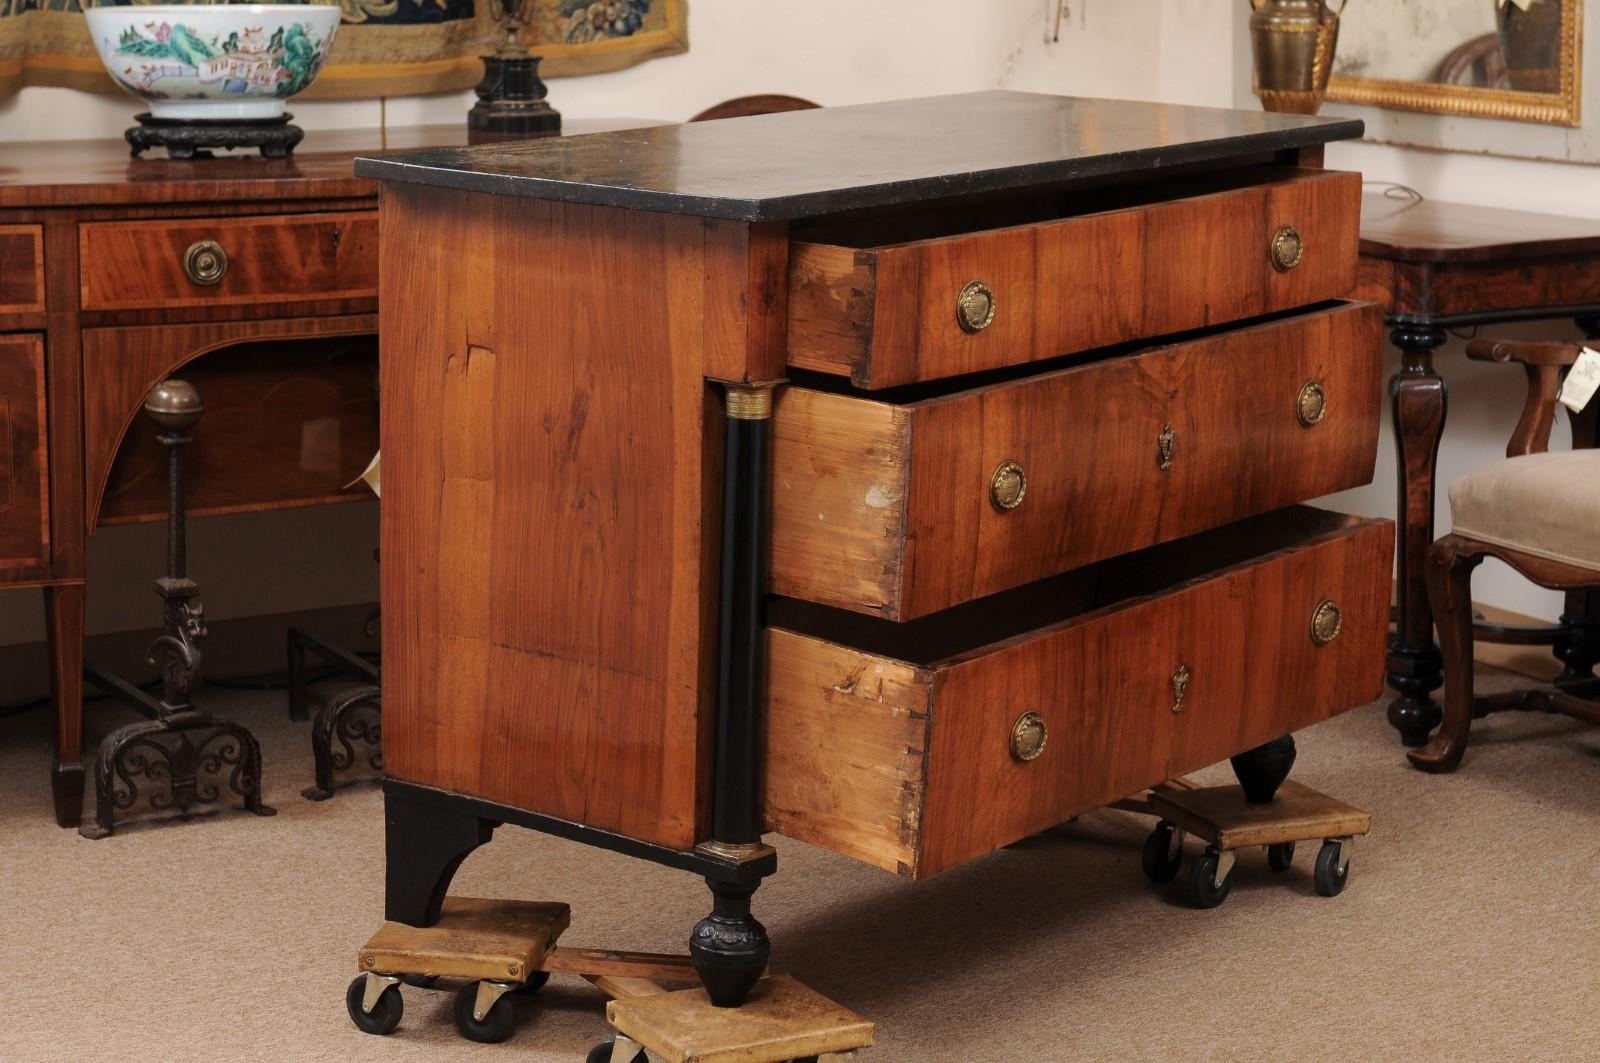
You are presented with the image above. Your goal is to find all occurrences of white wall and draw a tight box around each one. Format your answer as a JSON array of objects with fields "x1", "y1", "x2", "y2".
[{"x1": 0, "y1": 0, "x2": 1584, "y2": 645}]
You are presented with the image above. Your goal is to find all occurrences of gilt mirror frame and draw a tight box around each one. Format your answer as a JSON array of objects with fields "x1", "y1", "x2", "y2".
[{"x1": 1325, "y1": 0, "x2": 1584, "y2": 126}]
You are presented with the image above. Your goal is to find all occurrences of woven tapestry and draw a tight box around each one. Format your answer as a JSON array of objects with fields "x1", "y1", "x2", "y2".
[{"x1": 0, "y1": 0, "x2": 687, "y2": 99}]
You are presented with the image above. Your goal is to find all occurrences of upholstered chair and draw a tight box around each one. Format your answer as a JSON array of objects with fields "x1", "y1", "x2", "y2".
[{"x1": 1410, "y1": 338, "x2": 1600, "y2": 773}]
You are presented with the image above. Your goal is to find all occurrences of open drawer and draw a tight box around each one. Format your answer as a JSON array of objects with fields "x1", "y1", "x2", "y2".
[
  {"x1": 762, "y1": 507, "x2": 1393, "y2": 879},
  {"x1": 786, "y1": 167, "x2": 1361, "y2": 388},
  {"x1": 772, "y1": 300, "x2": 1383, "y2": 619}
]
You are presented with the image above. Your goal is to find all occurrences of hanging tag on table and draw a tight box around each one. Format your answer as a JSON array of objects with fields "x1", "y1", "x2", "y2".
[
  {"x1": 1557, "y1": 348, "x2": 1600, "y2": 414},
  {"x1": 346, "y1": 451, "x2": 381, "y2": 498}
]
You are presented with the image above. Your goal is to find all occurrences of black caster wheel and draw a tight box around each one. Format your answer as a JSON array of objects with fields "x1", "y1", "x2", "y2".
[
  {"x1": 1314, "y1": 841, "x2": 1350, "y2": 897},
  {"x1": 1141, "y1": 822, "x2": 1183, "y2": 883},
  {"x1": 401, "y1": 973, "x2": 438, "y2": 988},
  {"x1": 345, "y1": 976, "x2": 403, "y2": 1036},
  {"x1": 587, "y1": 1039, "x2": 648, "y2": 1063},
  {"x1": 1187, "y1": 848, "x2": 1233, "y2": 909},
  {"x1": 1267, "y1": 841, "x2": 1295, "y2": 873},
  {"x1": 513, "y1": 970, "x2": 551, "y2": 996},
  {"x1": 454, "y1": 982, "x2": 515, "y2": 1044}
]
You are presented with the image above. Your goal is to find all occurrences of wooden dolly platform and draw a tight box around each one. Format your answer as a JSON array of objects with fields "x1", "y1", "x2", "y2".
[
  {"x1": 348, "y1": 897, "x2": 873, "y2": 1061},
  {"x1": 1125, "y1": 779, "x2": 1372, "y2": 908}
]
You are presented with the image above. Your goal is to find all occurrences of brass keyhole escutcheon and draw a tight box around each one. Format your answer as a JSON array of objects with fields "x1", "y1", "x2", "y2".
[
  {"x1": 1270, "y1": 225, "x2": 1304, "y2": 272},
  {"x1": 183, "y1": 239, "x2": 228, "y2": 287},
  {"x1": 1311, "y1": 598, "x2": 1343, "y2": 645},
  {"x1": 1170, "y1": 664, "x2": 1192, "y2": 714},
  {"x1": 1297, "y1": 380, "x2": 1327, "y2": 427},
  {"x1": 1010, "y1": 711, "x2": 1048, "y2": 762},
  {"x1": 957, "y1": 280, "x2": 996, "y2": 333},
  {"x1": 1156, "y1": 424, "x2": 1177, "y2": 471},
  {"x1": 990, "y1": 460, "x2": 1026, "y2": 512}
]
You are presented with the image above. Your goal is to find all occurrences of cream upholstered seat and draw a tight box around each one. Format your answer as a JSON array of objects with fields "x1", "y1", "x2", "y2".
[{"x1": 1449, "y1": 451, "x2": 1600, "y2": 571}]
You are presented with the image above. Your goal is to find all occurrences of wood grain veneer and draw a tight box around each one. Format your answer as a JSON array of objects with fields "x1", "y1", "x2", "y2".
[
  {"x1": 763, "y1": 509, "x2": 1394, "y2": 878},
  {"x1": 0, "y1": 335, "x2": 50, "y2": 570},
  {"x1": 787, "y1": 169, "x2": 1361, "y2": 388},
  {"x1": 772, "y1": 301, "x2": 1383, "y2": 619},
  {"x1": 0, "y1": 225, "x2": 44, "y2": 315},
  {"x1": 79, "y1": 211, "x2": 378, "y2": 312}
]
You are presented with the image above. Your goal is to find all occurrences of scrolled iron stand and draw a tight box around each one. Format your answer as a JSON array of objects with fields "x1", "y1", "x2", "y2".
[{"x1": 79, "y1": 380, "x2": 275, "y2": 839}]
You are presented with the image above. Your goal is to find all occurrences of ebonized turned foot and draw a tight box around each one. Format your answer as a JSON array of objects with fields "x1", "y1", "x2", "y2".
[
  {"x1": 1229, "y1": 734, "x2": 1297, "y2": 803},
  {"x1": 384, "y1": 789, "x2": 494, "y2": 926},
  {"x1": 690, "y1": 878, "x2": 770, "y2": 1008},
  {"x1": 51, "y1": 760, "x2": 85, "y2": 829}
]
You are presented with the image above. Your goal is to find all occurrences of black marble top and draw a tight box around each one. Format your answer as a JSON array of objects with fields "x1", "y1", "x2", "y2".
[{"x1": 355, "y1": 92, "x2": 1363, "y2": 222}]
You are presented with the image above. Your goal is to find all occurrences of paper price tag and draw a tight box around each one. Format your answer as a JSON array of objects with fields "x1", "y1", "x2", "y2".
[{"x1": 1558, "y1": 347, "x2": 1600, "y2": 414}]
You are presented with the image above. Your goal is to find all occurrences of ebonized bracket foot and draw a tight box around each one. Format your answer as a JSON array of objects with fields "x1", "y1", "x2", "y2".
[{"x1": 384, "y1": 788, "x2": 495, "y2": 926}]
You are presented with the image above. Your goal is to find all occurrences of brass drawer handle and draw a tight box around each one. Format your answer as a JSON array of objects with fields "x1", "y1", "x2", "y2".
[
  {"x1": 1170, "y1": 664, "x2": 1191, "y2": 714},
  {"x1": 1270, "y1": 225, "x2": 1304, "y2": 272},
  {"x1": 1157, "y1": 424, "x2": 1176, "y2": 471},
  {"x1": 1010, "y1": 711, "x2": 1048, "y2": 762},
  {"x1": 183, "y1": 239, "x2": 228, "y2": 287},
  {"x1": 957, "y1": 280, "x2": 996, "y2": 333},
  {"x1": 1311, "y1": 598, "x2": 1342, "y2": 645},
  {"x1": 989, "y1": 459, "x2": 1026, "y2": 512},
  {"x1": 1297, "y1": 381, "x2": 1327, "y2": 427}
]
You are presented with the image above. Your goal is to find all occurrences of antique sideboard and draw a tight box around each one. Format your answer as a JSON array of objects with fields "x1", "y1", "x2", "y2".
[
  {"x1": 0, "y1": 122, "x2": 643, "y2": 828},
  {"x1": 359, "y1": 92, "x2": 1394, "y2": 1007}
]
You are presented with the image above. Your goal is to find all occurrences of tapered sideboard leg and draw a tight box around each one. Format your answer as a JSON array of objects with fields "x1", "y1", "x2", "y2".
[
  {"x1": 384, "y1": 788, "x2": 495, "y2": 926},
  {"x1": 1386, "y1": 324, "x2": 1448, "y2": 746},
  {"x1": 44, "y1": 582, "x2": 86, "y2": 829}
]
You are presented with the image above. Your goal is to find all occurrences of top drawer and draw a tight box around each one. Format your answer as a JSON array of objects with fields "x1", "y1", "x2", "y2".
[
  {"x1": 79, "y1": 211, "x2": 378, "y2": 312},
  {"x1": 0, "y1": 225, "x2": 45, "y2": 316},
  {"x1": 787, "y1": 169, "x2": 1361, "y2": 389}
]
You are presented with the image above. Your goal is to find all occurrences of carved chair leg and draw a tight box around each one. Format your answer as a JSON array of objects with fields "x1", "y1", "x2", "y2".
[
  {"x1": 384, "y1": 788, "x2": 494, "y2": 926},
  {"x1": 1410, "y1": 535, "x2": 1484, "y2": 773}
]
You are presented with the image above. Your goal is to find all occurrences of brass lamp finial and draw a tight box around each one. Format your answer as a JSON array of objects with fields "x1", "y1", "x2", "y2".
[{"x1": 144, "y1": 379, "x2": 204, "y2": 431}]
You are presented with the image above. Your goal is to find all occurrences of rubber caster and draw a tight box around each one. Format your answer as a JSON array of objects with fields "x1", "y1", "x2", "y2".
[
  {"x1": 1141, "y1": 822, "x2": 1183, "y2": 884},
  {"x1": 1187, "y1": 848, "x2": 1233, "y2": 909},
  {"x1": 587, "y1": 1039, "x2": 648, "y2": 1063},
  {"x1": 345, "y1": 975, "x2": 403, "y2": 1036},
  {"x1": 454, "y1": 981, "x2": 515, "y2": 1043},
  {"x1": 1314, "y1": 840, "x2": 1350, "y2": 897},
  {"x1": 1267, "y1": 841, "x2": 1295, "y2": 873},
  {"x1": 513, "y1": 970, "x2": 551, "y2": 996}
]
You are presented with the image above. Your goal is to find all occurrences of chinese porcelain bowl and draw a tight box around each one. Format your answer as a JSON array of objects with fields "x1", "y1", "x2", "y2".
[{"x1": 86, "y1": 4, "x2": 341, "y2": 122}]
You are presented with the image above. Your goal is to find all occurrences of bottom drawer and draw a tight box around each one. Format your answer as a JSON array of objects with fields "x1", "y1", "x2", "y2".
[{"x1": 762, "y1": 506, "x2": 1393, "y2": 879}]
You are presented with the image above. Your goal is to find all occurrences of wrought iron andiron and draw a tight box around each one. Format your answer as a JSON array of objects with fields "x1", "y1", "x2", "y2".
[{"x1": 79, "y1": 380, "x2": 275, "y2": 839}]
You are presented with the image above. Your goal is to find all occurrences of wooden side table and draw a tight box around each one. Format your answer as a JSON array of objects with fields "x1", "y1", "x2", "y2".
[{"x1": 1355, "y1": 193, "x2": 1600, "y2": 747}]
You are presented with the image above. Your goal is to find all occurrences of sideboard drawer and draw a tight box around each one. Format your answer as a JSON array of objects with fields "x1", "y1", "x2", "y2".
[
  {"x1": 763, "y1": 508, "x2": 1392, "y2": 878},
  {"x1": 0, "y1": 225, "x2": 45, "y2": 315},
  {"x1": 788, "y1": 168, "x2": 1360, "y2": 388},
  {"x1": 0, "y1": 335, "x2": 49, "y2": 569},
  {"x1": 772, "y1": 300, "x2": 1383, "y2": 620},
  {"x1": 79, "y1": 212, "x2": 378, "y2": 312}
]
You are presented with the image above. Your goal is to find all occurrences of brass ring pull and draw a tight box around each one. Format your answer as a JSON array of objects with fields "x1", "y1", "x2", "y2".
[
  {"x1": 1270, "y1": 225, "x2": 1304, "y2": 272},
  {"x1": 989, "y1": 460, "x2": 1026, "y2": 512},
  {"x1": 957, "y1": 280, "x2": 996, "y2": 333},
  {"x1": 1157, "y1": 424, "x2": 1176, "y2": 471},
  {"x1": 1297, "y1": 381, "x2": 1327, "y2": 427},
  {"x1": 1311, "y1": 598, "x2": 1342, "y2": 645},
  {"x1": 1010, "y1": 711, "x2": 1048, "y2": 762},
  {"x1": 1170, "y1": 664, "x2": 1192, "y2": 714},
  {"x1": 183, "y1": 239, "x2": 228, "y2": 287}
]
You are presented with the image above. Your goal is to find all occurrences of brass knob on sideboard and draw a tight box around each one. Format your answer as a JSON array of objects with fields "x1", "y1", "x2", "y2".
[
  {"x1": 1310, "y1": 598, "x2": 1342, "y2": 645},
  {"x1": 1297, "y1": 380, "x2": 1327, "y2": 427},
  {"x1": 1156, "y1": 424, "x2": 1177, "y2": 471},
  {"x1": 989, "y1": 459, "x2": 1026, "y2": 512},
  {"x1": 1010, "y1": 711, "x2": 1048, "y2": 762},
  {"x1": 1270, "y1": 225, "x2": 1304, "y2": 272},
  {"x1": 183, "y1": 239, "x2": 228, "y2": 286},
  {"x1": 957, "y1": 280, "x2": 996, "y2": 333},
  {"x1": 1170, "y1": 663, "x2": 1192, "y2": 714}
]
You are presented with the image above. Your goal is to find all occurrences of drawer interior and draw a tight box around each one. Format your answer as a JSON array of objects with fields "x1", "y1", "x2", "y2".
[{"x1": 768, "y1": 505, "x2": 1376, "y2": 665}]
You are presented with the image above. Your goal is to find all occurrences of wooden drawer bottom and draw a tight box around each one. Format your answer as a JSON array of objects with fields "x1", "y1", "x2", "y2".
[{"x1": 762, "y1": 507, "x2": 1393, "y2": 878}]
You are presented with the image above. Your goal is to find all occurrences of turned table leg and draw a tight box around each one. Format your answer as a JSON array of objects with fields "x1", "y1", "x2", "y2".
[
  {"x1": 45, "y1": 582, "x2": 86, "y2": 828},
  {"x1": 1386, "y1": 323, "x2": 1448, "y2": 746}
]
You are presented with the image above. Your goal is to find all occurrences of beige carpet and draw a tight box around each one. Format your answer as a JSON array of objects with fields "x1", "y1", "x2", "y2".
[{"x1": 2, "y1": 668, "x2": 1597, "y2": 1063}]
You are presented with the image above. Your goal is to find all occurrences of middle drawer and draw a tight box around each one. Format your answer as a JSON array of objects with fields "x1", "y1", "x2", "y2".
[{"x1": 771, "y1": 300, "x2": 1382, "y2": 620}]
